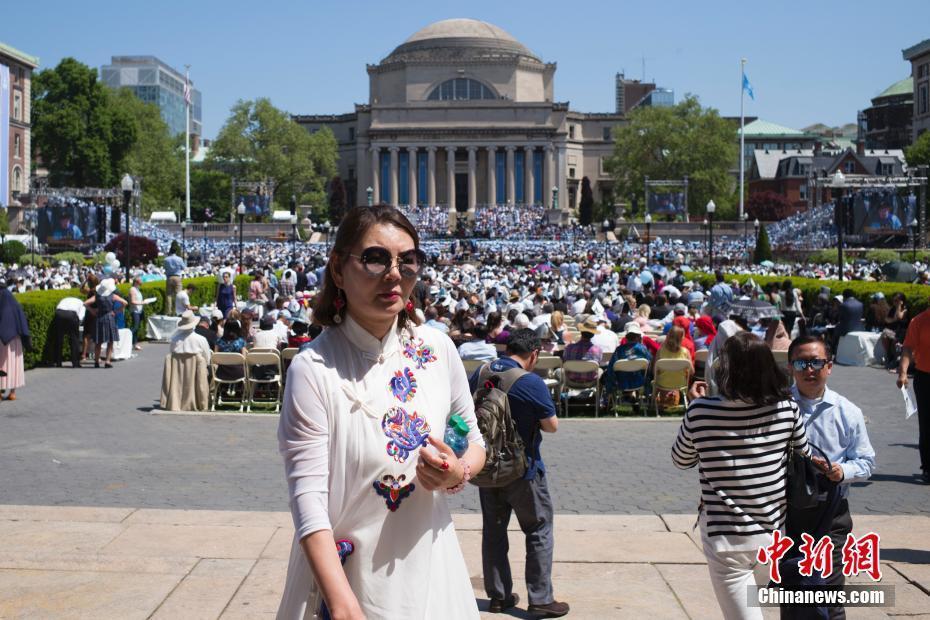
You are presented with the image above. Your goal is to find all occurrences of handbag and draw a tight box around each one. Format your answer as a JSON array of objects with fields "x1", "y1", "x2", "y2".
[{"x1": 785, "y1": 420, "x2": 834, "y2": 510}]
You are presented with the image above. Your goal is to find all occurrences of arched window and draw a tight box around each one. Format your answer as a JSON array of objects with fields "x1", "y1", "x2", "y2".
[
  {"x1": 13, "y1": 134, "x2": 21, "y2": 158},
  {"x1": 12, "y1": 166, "x2": 22, "y2": 193},
  {"x1": 427, "y1": 78, "x2": 497, "y2": 101}
]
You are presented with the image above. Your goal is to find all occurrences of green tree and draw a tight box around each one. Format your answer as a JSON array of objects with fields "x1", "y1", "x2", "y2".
[
  {"x1": 208, "y1": 99, "x2": 337, "y2": 212},
  {"x1": 0, "y1": 208, "x2": 9, "y2": 234},
  {"x1": 578, "y1": 177, "x2": 594, "y2": 226},
  {"x1": 190, "y1": 167, "x2": 232, "y2": 221},
  {"x1": 753, "y1": 224, "x2": 773, "y2": 264},
  {"x1": 905, "y1": 130, "x2": 930, "y2": 169},
  {"x1": 32, "y1": 58, "x2": 137, "y2": 187},
  {"x1": 605, "y1": 96, "x2": 738, "y2": 219},
  {"x1": 110, "y1": 89, "x2": 183, "y2": 216}
]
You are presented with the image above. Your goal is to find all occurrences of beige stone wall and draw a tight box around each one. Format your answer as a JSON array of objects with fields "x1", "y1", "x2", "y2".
[{"x1": 372, "y1": 62, "x2": 550, "y2": 104}]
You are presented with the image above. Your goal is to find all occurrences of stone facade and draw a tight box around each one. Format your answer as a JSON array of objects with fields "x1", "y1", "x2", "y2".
[
  {"x1": 903, "y1": 39, "x2": 930, "y2": 142},
  {"x1": 294, "y1": 19, "x2": 621, "y2": 222}
]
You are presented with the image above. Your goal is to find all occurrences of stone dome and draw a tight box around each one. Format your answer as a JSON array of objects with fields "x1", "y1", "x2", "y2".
[{"x1": 382, "y1": 18, "x2": 541, "y2": 64}]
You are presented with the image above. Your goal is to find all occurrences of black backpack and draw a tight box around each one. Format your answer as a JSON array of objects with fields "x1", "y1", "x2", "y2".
[{"x1": 469, "y1": 364, "x2": 530, "y2": 488}]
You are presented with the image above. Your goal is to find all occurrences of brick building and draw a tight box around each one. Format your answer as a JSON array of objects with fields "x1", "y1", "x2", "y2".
[
  {"x1": 0, "y1": 42, "x2": 38, "y2": 208},
  {"x1": 903, "y1": 39, "x2": 930, "y2": 141}
]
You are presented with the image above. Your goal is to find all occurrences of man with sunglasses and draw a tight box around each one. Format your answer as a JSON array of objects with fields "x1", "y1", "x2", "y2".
[{"x1": 789, "y1": 335, "x2": 875, "y2": 619}]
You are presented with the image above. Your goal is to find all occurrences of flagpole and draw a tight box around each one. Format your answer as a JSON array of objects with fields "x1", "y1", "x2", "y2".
[
  {"x1": 739, "y1": 58, "x2": 746, "y2": 221},
  {"x1": 185, "y1": 65, "x2": 191, "y2": 223}
]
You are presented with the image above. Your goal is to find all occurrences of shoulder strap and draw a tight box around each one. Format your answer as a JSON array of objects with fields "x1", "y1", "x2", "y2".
[{"x1": 495, "y1": 367, "x2": 529, "y2": 393}]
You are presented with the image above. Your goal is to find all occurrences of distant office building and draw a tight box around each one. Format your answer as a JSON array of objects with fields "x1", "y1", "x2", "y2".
[
  {"x1": 0, "y1": 41, "x2": 38, "y2": 208},
  {"x1": 100, "y1": 56, "x2": 202, "y2": 142},
  {"x1": 903, "y1": 39, "x2": 930, "y2": 141},
  {"x1": 614, "y1": 73, "x2": 673, "y2": 115},
  {"x1": 861, "y1": 77, "x2": 912, "y2": 149}
]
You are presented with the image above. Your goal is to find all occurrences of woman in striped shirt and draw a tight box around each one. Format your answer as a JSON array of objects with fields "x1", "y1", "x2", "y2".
[{"x1": 672, "y1": 331, "x2": 810, "y2": 620}]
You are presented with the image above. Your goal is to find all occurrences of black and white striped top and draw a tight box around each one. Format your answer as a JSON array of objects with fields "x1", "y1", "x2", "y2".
[{"x1": 672, "y1": 396, "x2": 809, "y2": 547}]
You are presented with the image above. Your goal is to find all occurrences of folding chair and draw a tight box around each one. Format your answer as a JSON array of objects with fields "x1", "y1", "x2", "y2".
[
  {"x1": 281, "y1": 347, "x2": 299, "y2": 386},
  {"x1": 245, "y1": 350, "x2": 283, "y2": 413},
  {"x1": 600, "y1": 350, "x2": 614, "y2": 368},
  {"x1": 211, "y1": 352, "x2": 248, "y2": 412},
  {"x1": 607, "y1": 358, "x2": 650, "y2": 416},
  {"x1": 650, "y1": 358, "x2": 692, "y2": 416},
  {"x1": 461, "y1": 358, "x2": 486, "y2": 379},
  {"x1": 533, "y1": 355, "x2": 564, "y2": 410},
  {"x1": 561, "y1": 360, "x2": 602, "y2": 417}
]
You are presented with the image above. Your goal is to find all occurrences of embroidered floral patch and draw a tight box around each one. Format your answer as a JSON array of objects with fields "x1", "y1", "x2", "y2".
[
  {"x1": 382, "y1": 406, "x2": 430, "y2": 463},
  {"x1": 403, "y1": 337, "x2": 437, "y2": 369},
  {"x1": 373, "y1": 474, "x2": 415, "y2": 511},
  {"x1": 389, "y1": 367, "x2": 417, "y2": 402}
]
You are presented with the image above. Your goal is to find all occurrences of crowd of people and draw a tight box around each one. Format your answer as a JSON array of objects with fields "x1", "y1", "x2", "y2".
[{"x1": 5, "y1": 201, "x2": 930, "y2": 618}]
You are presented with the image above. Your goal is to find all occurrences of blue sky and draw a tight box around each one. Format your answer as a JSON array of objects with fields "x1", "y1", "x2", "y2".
[{"x1": 6, "y1": 0, "x2": 929, "y2": 139}]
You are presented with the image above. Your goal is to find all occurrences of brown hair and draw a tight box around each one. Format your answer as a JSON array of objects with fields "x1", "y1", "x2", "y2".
[
  {"x1": 716, "y1": 331, "x2": 790, "y2": 406},
  {"x1": 312, "y1": 205, "x2": 420, "y2": 328},
  {"x1": 663, "y1": 325, "x2": 683, "y2": 352}
]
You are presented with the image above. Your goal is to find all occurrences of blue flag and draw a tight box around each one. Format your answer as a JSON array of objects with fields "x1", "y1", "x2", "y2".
[{"x1": 742, "y1": 72, "x2": 755, "y2": 100}]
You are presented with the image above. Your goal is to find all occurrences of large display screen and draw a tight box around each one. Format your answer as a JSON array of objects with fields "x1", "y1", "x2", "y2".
[
  {"x1": 36, "y1": 202, "x2": 101, "y2": 243},
  {"x1": 851, "y1": 189, "x2": 913, "y2": 235},
  {"x1": 648, "y1": 191, "x2": 686, "y2": 217}
]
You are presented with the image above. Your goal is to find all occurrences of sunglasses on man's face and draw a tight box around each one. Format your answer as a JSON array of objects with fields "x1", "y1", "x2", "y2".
[
  {"x1": 349, "y1": 246, "x2": 427, "y2": 278},
  {"x1": 790, "y1": 358, "x2": 829, "y2": 372}
]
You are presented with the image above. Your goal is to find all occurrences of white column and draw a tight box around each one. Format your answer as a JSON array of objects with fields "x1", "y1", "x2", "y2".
[
  {"x1": 467, "y1": 146, "x2": 477, "y2": 216},
  {"x1": 389, "y1": 147, "x2": 399, "y2": 207},
  {"x1": 525, "y1": 146, "x2": 535, "y2": 205},
  {"x1": 427, "y1": 147, "x2": 437, "y2": 207},
  {"x1": 446, "y1": 146, "x2": 456, "y2": 214},
  {"x1": 545, "y1": 145, "x2": 555, "y2": 208},
  {"x1": 407, "y1": 147, "x2": 418, "y2": 207},
  {"x1": 486, "y1": 146, "x2": 496, "y2": 205},
  {"x1": 370, "y1": 146, "x2": 380, "y2": 204},
  {"x1": 557, "y1": 145, "x2": 567, "y2": 212},
  {"x1": 505, "y1": 146, "x2": 516, "y2": 206}
]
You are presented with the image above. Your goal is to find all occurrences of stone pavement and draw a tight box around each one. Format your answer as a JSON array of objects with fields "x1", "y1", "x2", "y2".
[
  {"x1": 1, "y1": 344, "x2": 928, "y2": 515},
  {"x1": 2, "y1": 344, "x2": 930, "y2": 617},
  {"x1": 1, "y1": 505, "x2": 928, "y2": 619}
]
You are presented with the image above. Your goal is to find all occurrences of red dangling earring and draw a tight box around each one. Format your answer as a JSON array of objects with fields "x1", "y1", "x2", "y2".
[
  {"x1": 405, "y1": 299, "x2": 415, "y2": 314},
  {"x1": 333, "y1": 289, "x2": 346, "y2": 324}
]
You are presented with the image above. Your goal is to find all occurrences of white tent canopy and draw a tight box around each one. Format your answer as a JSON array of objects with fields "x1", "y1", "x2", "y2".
[
  {"x1": 149, "y1": 211, "x2": 177, "y2": 223},
  {"x1": 271, "y1": 210, "x2": 297, "y2": 222}
]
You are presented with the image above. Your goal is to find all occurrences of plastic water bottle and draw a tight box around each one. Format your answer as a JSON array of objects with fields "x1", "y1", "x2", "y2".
[{"x1": 444, "y1": 414, "x2": 470, "y2": 458}]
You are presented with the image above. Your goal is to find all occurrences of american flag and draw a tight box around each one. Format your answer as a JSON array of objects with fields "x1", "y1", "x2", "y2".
[{"x1": 183, "y1": 78, "x2": 192, "y2": 106}]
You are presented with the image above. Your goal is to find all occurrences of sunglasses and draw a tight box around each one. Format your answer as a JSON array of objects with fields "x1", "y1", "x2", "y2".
[
  {"x1": 349, "y1": 246, "x2": 427, "y2": 278},
  {"x1": 790, "y1": 358, "x2": 829, "y2": 372}
]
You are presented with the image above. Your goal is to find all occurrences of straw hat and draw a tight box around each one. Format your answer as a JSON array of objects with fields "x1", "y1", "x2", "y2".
[
  {"x1": 578, "y1": 317, "x2": 599, "y2": 335},
  {"x1": 176, "y1": 310, "x2": 199, "y2": 331}
]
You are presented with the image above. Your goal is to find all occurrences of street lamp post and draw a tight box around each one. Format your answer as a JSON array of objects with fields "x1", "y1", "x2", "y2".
[
  {"x1": 753, "y1": 218, "x2": 760, "y2": 263},
  {"x1": 911, "y1": 218, "x2": 920, "y2": 262},
  {"x1": 703, "y1": 218, "x2": 709, "y2": 265},
  {"x1": 832, "y1": 170, "x2": 846, "y2": 281},
  {"x1": 644, "y1": 213, "x2": 652, "y2": 266},
  {"x1": 202, "y1": 222, "x2": 208, "y2": 263},
  {"x1": 290, "y1": 214, "x2": 298, "y2": 265},
  {"x1": 121, "y1": 173, "x2": 134, "y2": 281},
  {"x1": 29, "y1": 219, "x2": 36, "y2": 266},
  {"x1": 706, "y1": 200, "x2": 716, "y2": 269},
  {"x1": 602, "y1": 219, "x2": 610, "y2": 260},
  {"x1": 180, "y1": 220, "x2": 187, "y2": 261},
  {"x1": 741, "y1": 213, "x2": 749, "y2": 264},
  {"x1": 237, "y1": 201, "x2": 246, "y2": 274},
  {"x1": 366, "y1": 186, "x2": 374, "y2": 207}
]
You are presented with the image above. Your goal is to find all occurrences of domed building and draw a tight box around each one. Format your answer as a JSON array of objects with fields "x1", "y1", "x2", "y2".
[{"x1": 295, "y1": 18, "x2": 622, "y2": 225}]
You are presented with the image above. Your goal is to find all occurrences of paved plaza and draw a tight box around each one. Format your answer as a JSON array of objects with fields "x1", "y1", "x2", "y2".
[{"x1": 1, "y1": 344, "x2": 929, "y2": 618}]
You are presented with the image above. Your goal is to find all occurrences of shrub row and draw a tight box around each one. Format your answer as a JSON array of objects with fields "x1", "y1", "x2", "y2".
[
  {"x1": 686, "y1": 272, "x2": 930, "y2": 317},
  {"x1": 14, "y1": 274, "x2": 252, "y2": 369}
]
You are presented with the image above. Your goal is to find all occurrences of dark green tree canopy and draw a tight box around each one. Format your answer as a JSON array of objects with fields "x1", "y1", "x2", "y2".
[
  {"x1": 32, "y1": 58, "x2": 137, "y2": 187},
  {"x1": 606, "y1": 96, "x2": 738, "y2": 219},
  {"x1": 905, "y1": 130, "x2": 930, "y2": 170},
  {"x1": 754, "y1": 224, "x2": 773, "y2": 264}
]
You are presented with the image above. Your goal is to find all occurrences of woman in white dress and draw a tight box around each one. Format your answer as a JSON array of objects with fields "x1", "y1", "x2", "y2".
[{"x1": 278, "y1": 205, "x2": 487, "y2": 620}]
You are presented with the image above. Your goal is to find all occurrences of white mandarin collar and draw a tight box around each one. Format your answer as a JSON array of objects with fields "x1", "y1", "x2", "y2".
[{"x1": 340, "y1": 313, "x2": 404, "y2": 364}]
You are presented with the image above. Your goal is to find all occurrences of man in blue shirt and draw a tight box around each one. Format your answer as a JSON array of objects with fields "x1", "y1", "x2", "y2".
[
  {"x1": 468, "y1": 329, "x2": 568, "y2": 618},
  {"x1": 789, "y1": 335, "x2": 876, "y2": 619},
  {"x1": 163, "y1": 250, "x2": 186, "y2": 316},
  {"x1": 603, "y1": 322, "x2": 652, "y2": 413},
  {"x1": 708, "y1": 270, "x2": 733, "y2": 315}
]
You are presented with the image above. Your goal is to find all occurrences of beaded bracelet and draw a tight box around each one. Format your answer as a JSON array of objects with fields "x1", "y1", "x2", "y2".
[{"x1": 445, "y1": 460, "x2": 471, "y2": 495}]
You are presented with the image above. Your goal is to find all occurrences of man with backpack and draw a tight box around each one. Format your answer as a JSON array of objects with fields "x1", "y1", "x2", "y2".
[{"x1": 468, "y1": 329, "x2": 569, "y2": 618}]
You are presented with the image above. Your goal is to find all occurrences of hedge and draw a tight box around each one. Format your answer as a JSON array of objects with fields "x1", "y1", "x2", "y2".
[
  {"x1": 14, "y1": 274, "x2": 252, "y2": 369},
  {"x1": 686, "y1": 272, "x2": 930, "y2": 317}
]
